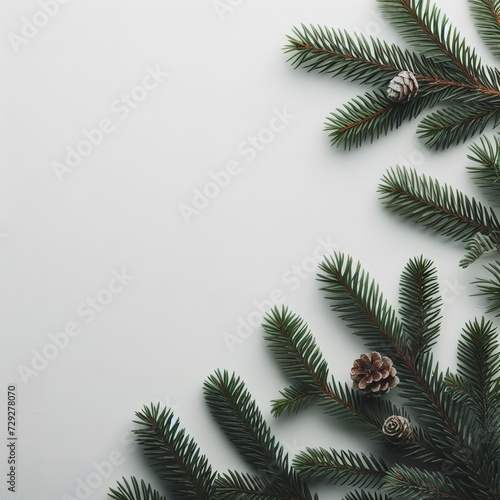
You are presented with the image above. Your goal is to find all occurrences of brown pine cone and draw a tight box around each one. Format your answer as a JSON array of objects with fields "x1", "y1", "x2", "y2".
[
  {"x1": 350, "y1": 352, "x2": 399, "y2": 397},
  {"x1": 382, "y1": 415, "x2": 412, "y2": 443}
]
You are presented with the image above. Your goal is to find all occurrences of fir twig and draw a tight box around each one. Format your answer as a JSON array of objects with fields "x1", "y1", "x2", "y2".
[
  {"x1": 378, "y1": 165, "x2": 500, "y2": 241},
  {"x1": 132, "y1": 404, "x2": 216, "y2": 500},
  {"x1": 108, "y1": 477, "x2": 166, "y2": 500},
  {"x1": 318, "y1": 253, "x2": 499, "y2": 498},
  {"x1": 342, "y1": 493, "x2": 391, "y2": 500},
  {"x1": 445, "y1": 318, "x2": 500, "y2": 462},
  {"x1": 378, "y1": 0, "x2": 482, "y2": 79},
  {"x1": 467, "y1": 134, "x2": 500, "y2": 206},
  {"x1": 460, "y1": 232, "x2": 500, "y2": 268},
  {"x1": 474, "y1": 261, "x2": 500, "y2": 314},
  {"x1": 382, "y1": 464, "x2": 468, "y2": 500},
  {"x1": 398, "y1": 256, "x2": 442, "y2": 359},
  {"x1": 469, "y1": 0, "x2": 500, "y2": 58},
  {"x1": 285, "y1": 0, "x2": 500, "y2": 148},
  {"x1": 293, "y1": 448, "x2": 388, "y2": 488},
  {"x1": 203, "y1": 370, "x2": 317, "y2": 500}
]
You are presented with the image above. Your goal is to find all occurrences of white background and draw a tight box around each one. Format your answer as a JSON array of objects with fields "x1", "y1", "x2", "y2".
[{"x1": 0, "y1": 1, "x2": 497, "y2": 499}]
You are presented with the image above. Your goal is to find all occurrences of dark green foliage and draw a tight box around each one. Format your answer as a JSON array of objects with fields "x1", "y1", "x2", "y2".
[
  {"x1": 382, "y1": 464, "x2": 469, "y2": 499},
  {"x1": 293, "y1": 449, "x2": 387, "y2": 488},
  {"x1": 203, "y1": 370, "x2": 318, "y2": 499},
  {"x1": 110, "y1": 253, "x2": 500, "y2": 499},
  {"x1": 398, "y1": 256, "x2": 441, "y2": 359},
  {"x1": 469, "y1": 0, "x2": 500, "y2": 57},
  {"x1": 378, "y1": 165, "x2": 500, "y2": 242},
  {"x1": 378, "y1": 135, "x2": 500, "y2": 313},
  {"x1": 474, "y1": 262, "x2": 500, "y2": 314},
  {"x1": 266, "y1": 253, "x2": 500, "y2": 499},
  {"x1": 468, "y1": 135, "x2": 500, "y2": 206},
  {"x1": 342, "y1": 493, "x2": 390, "y2": 500},
  {"x1": 131, "y1": 404, "x2": 216, "y2": 500},
  {"x1": 285, "y1": 0, "x2": 500, "y2": 149},
  {"x1": 109, "y1": 477, "x2": 166, "y2": 500}
]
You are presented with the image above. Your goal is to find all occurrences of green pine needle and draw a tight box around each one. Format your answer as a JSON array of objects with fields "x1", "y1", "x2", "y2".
[
  {"x1": 284, "y1": 24, "x2": 460, "y2": 86},
  {"x1": 446, "y1": 319, "x2": 500, "y2": 459},
  {"x1": 467, "y1": 134, "x2": 500, "y2": 206},
  {"x1": 379, "y1": 165, "x2": 500, "y2": 241},
  {"x1": 469, "y1": 0, "x2": 500, "y2": 58},
  {"x1": 378, "y1": 0, "x2": 482, "y2": 79},
  {"x1": 108, "y1": 477, "x2": 166, "y2": 500},
  {"x1": 417, "y1": 104, "x2": 500, "y2": 149},
  {"x1": 474, "y1": 261, "x2": 500, "y2": 314},
  {"x1": 132, "y1": 404, "x2": 216, "y2": 500},
  {"x1": 342, "y1": 492, "x2": 390, "y2": 500},
  {"x1": 214, "y1": 470, "x2": 320, "y2": 500},
  {"x1": 286, "y1": 0, "x2": 500, "y2": 148},
  {"x1": 382, "y1": 464, "x2": 469, "y2": 499},
  {"x1": 293, "y1": 448, "x2": 388, "y2": 488},
  {"x1": 318, "y1": 252, "x2": 404, "y2": 358},
  {"x1": 270, "y1": 383, "x2": 319, "y2": 418},
  {"x1": 203, "y1": 370, "x2": 316, "y2": 500},
  {"x1": 460, "y1": 232, "x2": 500, "y2": 268},
  {"x1": 263, "y1": 306, "x2": 329, "y2": 388},
  {"x1": 398, "y1": 256, "x2": 442, "y2": 359}
]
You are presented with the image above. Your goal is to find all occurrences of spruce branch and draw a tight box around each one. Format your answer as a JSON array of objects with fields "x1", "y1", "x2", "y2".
[
  {"x1": 286, "y1": 0, "x2": 500, "y2": 148},
  {"x1": 326, "y1": 90, "x2": 446, "y2": 149},
  {"x1": 318, "y1": 253, "x2": 498, "y2": 497},
  {"x1": 444, "y1": 318, "x2": 500, "y2": 462},
  {"x1": 382, "y1": 464, "x2": 468, "y2": 500},
  {"x1": 214, "y1": 470, "x2": 319, "y2": 500},
  {"x1": 460, "y1": 232, "x2": 500, "y2": 268},
  {"x1": 284, "y1": 25, "x2": 464, "y2": 86},
  {"x1": 317, "y1": 253, "x2": 405, "y2": 359},
  {"x1": 378, "y1": 0, "x2": 482, "y2": 79},
  {"x1": 378, "y1": 165, "x2": 500, "y2": 241},
  {"x1": 398, "y1": 256, "x2": 441, "y2": 359},
  {"x1": 293, "y1": 448, "x2": 388, "y2": 488},
  {"x1": 417, "y1": 104, "x2": 500, "y2": 149},
  {"x1": 342, "y1": 493, "x2": 391, "y2": 500},
  {"x1": 263, "y1": 306, "x2": 408, "y2": 437},
  {"x1": 468, "y1": 134, "x2": 500, "y2": 206},
  {"x1": 474, "y1": 261, "x2": 500, "y2": 314},
  {"x1": 263, "y1": 307, "x2": 329, "y2": 388},
  {"x1": 132, "y1": 404, "x2": 216, "y2": 500},
  {"x1": 203, "y1": 370, "x2": 316, "y2": 500},
  {"x1": 108, "y1": 477, "x2": 167, "y2": 500},
  {"x1": 469, "y1": 0, "x2": 500, "y2": 58},
  {"x1": 270, "y1": 383, "x2": 319, "y2": 418}
]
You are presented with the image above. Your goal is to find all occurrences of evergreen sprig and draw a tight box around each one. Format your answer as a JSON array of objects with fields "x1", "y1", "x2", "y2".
[
  {"x1": 468, "y1": 135, "x2": 500, "y2": 206},
  {"x1": 109, "y1": 477, "x2": 167, "y2": 500},
  {"x1": 378, "y1": 165, "x2": 500, "y2": 241},
  {"x1": 110, "y1": 253, "x2": 500, "y2": 499},
  {"x1": 293, "y1": 448, "x2": 388, "y2": 488},
  {"x1": 469, "y1": 0, "x2": 500, "y2": 58},
  {"x1": 130, "y1": 404, "x2": 216, "y2": 500},
  {"x1": 378, "y1": 134, "x2": 500, "y2": 313},
  {"x1": 475, "y1": 261, "x2": 500, "y2": 313},
  {"x1": 285, "y1": 0, "x2": 500, "y2": 149}
]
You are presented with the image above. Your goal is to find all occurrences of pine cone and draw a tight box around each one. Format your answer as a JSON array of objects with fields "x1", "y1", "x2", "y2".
[
  {"x1": 350, "y1": 352, "x2": 399, "y2": 396},
  {"x1": 382, "y1": 415, "x2": 412, "y2": 443},
  {"x1": 387, "y1": 70, "x2": 418, "y2": 102}
]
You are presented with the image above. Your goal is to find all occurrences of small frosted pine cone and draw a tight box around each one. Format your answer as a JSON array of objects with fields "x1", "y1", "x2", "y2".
[
  {"x1": 382, "y1": 415, "x2": 412, "y2": 443},
  {"x1": 387, "y1": 70, "x2": 419, "y2": 102},
  {"x1": 350, "y1": 352, "x2": 399, "y2": 397}
]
